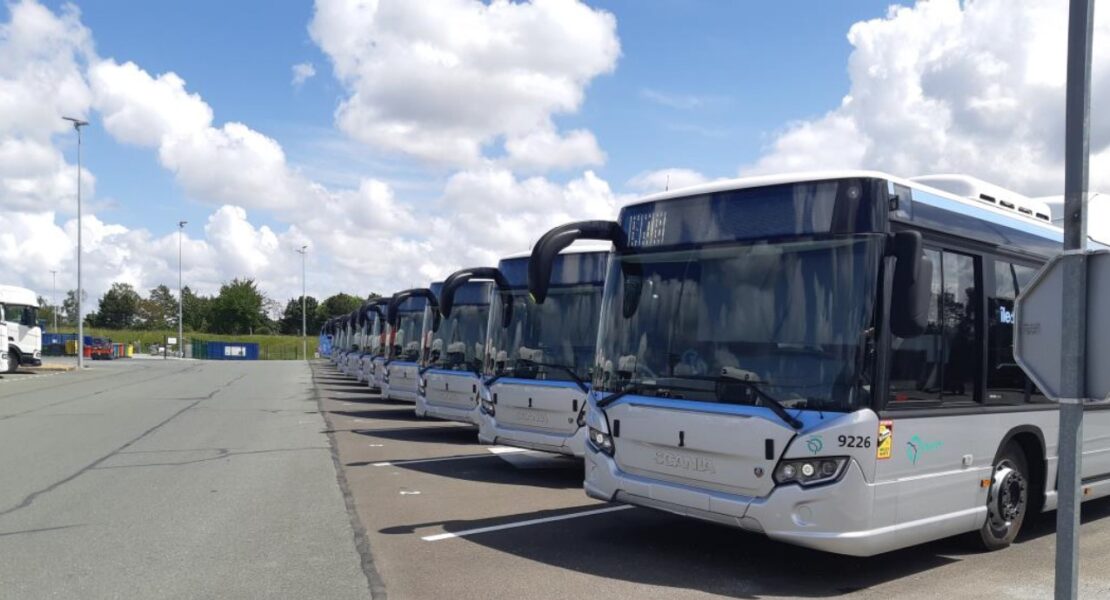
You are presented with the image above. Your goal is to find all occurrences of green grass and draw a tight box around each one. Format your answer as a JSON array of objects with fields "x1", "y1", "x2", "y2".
[{"x1": 52, "y1": 328, "x2": 314, "y2": 360}]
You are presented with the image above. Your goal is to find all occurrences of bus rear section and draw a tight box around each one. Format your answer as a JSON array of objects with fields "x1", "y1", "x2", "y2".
[
  {"x1": 477, "y1": 245, "x2": 607, "y2": 457},
  {"x1": 382, "y1": 289, "x2": 435, "y2": 403},
  {"x1": 529, "y1": 172, "x2": 1098, "y2": 556},
  {"x1": 0, "y1": 285, "x2": 42, "y2": 371},
  {"x1": 416, "y1": 277, "x2": 493, "y2": 424}
]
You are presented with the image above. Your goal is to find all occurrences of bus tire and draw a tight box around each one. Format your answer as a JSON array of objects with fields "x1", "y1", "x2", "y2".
[
  {"x1": 6, "y1": 348, "x2": 18, "y2": 373},
  {"x1": 977, "y1": 442, "x2": 1029, "y2": 551}
]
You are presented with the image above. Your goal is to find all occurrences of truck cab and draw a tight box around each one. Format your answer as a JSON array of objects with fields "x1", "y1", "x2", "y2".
[
  {"x1": 477, "y1": 244, "x2": 608, "y2": 456},
  {"x1": 0, "y1": 285, "x2": 42, "y2": 372}
]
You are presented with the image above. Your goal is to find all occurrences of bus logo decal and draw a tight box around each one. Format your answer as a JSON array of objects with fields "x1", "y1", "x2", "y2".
[
  {"x1": 805, "y1": 435, "x2": 823, "y2": 455},
  {"x1": 906, "y1": 434, "x2": 943, "y2": 465}
]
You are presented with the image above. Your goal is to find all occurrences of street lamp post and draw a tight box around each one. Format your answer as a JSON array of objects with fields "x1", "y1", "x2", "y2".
[
  {"x1": 49, "y1": 270, "x2": 57, "y2": 331},
  {"x1": 296, "y1": 245, "x2": 308, "y2": 360},
  {"x1": 178, "y1": 221, "x2": 187, "y2": 358},
  {"x1": 62, "y1": 116, "x2": 88, "y2": 369}
]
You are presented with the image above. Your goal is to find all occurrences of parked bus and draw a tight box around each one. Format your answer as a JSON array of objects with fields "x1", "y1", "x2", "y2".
[
  {"x1": 356, "y1": 298, "x2": 388, "y2": 388},
  {"x1": 319, "y1": 317, "x2": 335, "y2": 358},
  {"x1": 415, "y1": 273, "x2": 500, "y2": 424},
  {"x1": 382, "y1": 289, "x2": 437, "y2": 402},
  {"x1": 0, "y1": 285, "x2": 42, "y2": 372},
  {"x1": 478, "y1": 244, "x2": 609, "y2": 456},
  {"x1": 527, "y1": 171, "x2": 1107, "y2": 556}
]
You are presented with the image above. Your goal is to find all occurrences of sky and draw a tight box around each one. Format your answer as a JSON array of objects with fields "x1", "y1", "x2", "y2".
[{"x1": 3, "y1": 0, "x2": 1110, "y2": 315}]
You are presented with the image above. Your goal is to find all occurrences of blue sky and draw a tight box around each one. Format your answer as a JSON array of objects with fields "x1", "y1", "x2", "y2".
[
  {"x1": 44, "y1": 0, "x2": 904, "y2": 235},
  {"x1": 5, "y1": 0, "x2": 1096, "y2": 305}
]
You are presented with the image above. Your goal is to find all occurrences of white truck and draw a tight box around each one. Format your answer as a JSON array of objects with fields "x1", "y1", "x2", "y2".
[{"x1": 0, "y1": 285, "x2": 42, "y2": 372}]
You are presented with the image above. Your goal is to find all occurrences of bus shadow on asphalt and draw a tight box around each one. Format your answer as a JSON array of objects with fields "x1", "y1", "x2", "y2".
[
  {"x1": 327, "y1": 408, "x2": 423, "y2": 421},
  {"x1": 385, "y1": 506, "x2": 960, "y2": 598},
  {"x1": 368, "y1": 453, "x2": 583, "y2": 489},
  {"x1": 351, "y1": 425, "x2": 481, "y2": 446}
]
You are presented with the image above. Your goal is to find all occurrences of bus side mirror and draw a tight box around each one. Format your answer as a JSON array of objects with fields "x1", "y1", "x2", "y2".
[
  {"x1": 528, "y1": 220, "x2": 624, "y2": 304},
  {"x1": 889, "y1": 231, "x2": 932, "y2": 338},
  {"x1": 440, "y1": 266, "x2": 513, "y2": 328}
]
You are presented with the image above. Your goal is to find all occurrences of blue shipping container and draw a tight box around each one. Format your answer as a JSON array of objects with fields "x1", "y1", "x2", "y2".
[{"x1": 205, "y1": 341, "x2": 259, "y2": 361}]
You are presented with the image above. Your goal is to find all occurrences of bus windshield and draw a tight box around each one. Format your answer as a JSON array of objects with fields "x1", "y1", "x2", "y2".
[
  {"x1": 485, "y1": 286, "x2": 602, "y2": 383},
  {"x1": 368, "y1": 315, "x2": 382, "y2": 356},
  {"x1": 422, "y1": 303, "x2": 489, "y2": 373},
  {"x1": 390, "y1": 311, "x2": 423, "y2": 362},
  {"x1": 594, "y1": 235, "x2": 883, "y2": 412}
]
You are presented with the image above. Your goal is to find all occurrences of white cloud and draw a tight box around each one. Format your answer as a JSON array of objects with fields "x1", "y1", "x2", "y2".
[
  {"x1": 503, "y1": 127, "x2": 605, "y2": 172},
  {"x1": 742, "y1": 0, "x2": 1110, "y2": 197},
  {"x1": 640, "y1": 89, "x2": 711, "y2": 110},
  {"x1": 626, "y1": 168, "x2": 710, "y2": 193},
  {"x1": 291, "y1": 62, "x2": 316, "y2": 87},
  {"x1": 0, "y1": 0, "x2": 629, "y2": 311},
  {"x1": 309, "y1": 0, "x2": 620, "y2": 169}
]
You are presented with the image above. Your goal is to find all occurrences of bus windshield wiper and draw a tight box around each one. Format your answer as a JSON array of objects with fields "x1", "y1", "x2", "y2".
[
  {"x1": 716, "y1": 367, "x2": 803, "y2": 430},
  {"x1": 514, "y1": 359, "x2": 589, "y2": 393},
  {"x1": 596, "y1": 380, "x2": 705, "y2": 408}
]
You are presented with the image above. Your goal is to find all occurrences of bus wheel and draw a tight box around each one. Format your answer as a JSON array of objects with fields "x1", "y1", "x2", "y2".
[
  {"x1": 6, "y1": 349, "x2": 17, "y2": 373},
  {"x1": 978, "y1": 443, "x2": 1029, "y2": 551}
]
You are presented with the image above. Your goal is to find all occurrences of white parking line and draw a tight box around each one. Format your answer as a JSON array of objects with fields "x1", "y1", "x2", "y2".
[
  {"x1": 372, "y1": 447, "x2": 526, "y2": 467},
  {"x1": 422, "y1": 505, "x2": 634, "y2": 541}
]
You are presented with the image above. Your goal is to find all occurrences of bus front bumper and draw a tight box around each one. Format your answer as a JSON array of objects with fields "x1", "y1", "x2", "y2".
[
  {"x1": 478, "y1": 415, "x2": 586, "y2": 457},
  {"x1": 584, "y1": 450, "x2": 981, "y2": 557}
]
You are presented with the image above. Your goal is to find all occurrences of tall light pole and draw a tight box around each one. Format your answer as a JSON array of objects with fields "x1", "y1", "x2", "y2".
[
  {"x1": 178, "y1": 221, "x2": 187, "y2": 358},
  {"x1": 49, "y1": 270, "x2": 57, "y2": 331},
  {"x1": 296, "y1": 245, "x2": 308, "y2": 360},
  {"x1": 62, "y1": 116, "x2": 88, "y2": 369}
]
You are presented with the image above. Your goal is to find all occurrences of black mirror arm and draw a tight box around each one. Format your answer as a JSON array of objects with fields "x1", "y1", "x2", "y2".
[
  {"x1": 527, "y1": 220, "x2": 624, "y2": 304},
  {"x1": 440, "y1": 266, "x2": 515, "y2": 328}
]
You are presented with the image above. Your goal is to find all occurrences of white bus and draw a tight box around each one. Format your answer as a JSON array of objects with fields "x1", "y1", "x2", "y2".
[
  {"x1": 356, "y1": 299, "x2": 388, "y2": 388},
  {"x1": 415, "y1": 275, "x2": 498, "y2": 424},
  {"x1": 382, "y1": 289, "x2": 437, "y2": 402},
  {"x1": 527, "y1": 171, "x2": 1108, "y2": 556},
  {"x1": 0, "y1": 285, "x2": 42, "y2": 372},
  {"x1": 477, "y1": 244, "x2": 609, "y2": 456}
]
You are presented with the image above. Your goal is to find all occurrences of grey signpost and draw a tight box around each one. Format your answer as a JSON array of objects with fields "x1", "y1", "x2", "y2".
[{"x1": 1015, "y1": 1, "x2": 1095, "y2": 597}]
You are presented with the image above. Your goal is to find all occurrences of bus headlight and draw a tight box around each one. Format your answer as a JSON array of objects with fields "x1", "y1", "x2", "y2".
[
  {"x1": 587, "y1": 426, "x2": 614, "y2": 456},
  {"x1": 773, "y1": 457, "x2": 847, "y2": 487},
  {"x1": 480, "y1": 394, "x2": 496, "y2": 416}
]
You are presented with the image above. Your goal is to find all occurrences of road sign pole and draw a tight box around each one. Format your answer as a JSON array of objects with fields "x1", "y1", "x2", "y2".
[{"x1": 1056, "y1": 1, "x2": 1093, "y2": 598}]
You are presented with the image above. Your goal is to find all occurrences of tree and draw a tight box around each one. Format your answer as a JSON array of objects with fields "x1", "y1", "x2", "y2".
[
  {"x1": 139, "y1": 285, "x2": 178, "y2": 330},
  {"x1": 92, "y1": 283, "x2": 142, "y2": 329},
  {"x1": 278, "y1": 296, "x2": 320, "y2": 335},
  {"x1": 61, "y1": 289, "x2": 82, "y2": 327},
  {"x1": 181, "y1": 286, "x2": 212, "y2": 332},
  {"x1": 37, "y1": 296, "x2": 57, "y2": 331},
  {"x1": 210, "y1": 278, "x2": 270, "y2": 334},
  {"x1": 316, "y1": 293, "x2": 368, "y2": 332}
]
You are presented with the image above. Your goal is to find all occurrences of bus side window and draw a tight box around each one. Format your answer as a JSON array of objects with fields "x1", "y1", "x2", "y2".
[
  {"x1": 986, "y1": 261, "x2": 1046, "y2": 403},
  {"x1": 888, "y1": 248, "x2": 981, "y2": 405}
]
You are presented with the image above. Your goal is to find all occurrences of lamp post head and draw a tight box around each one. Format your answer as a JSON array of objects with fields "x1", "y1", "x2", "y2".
[
  {"x1": 178, "y1": 220, "x2": 188, "y2": 229},
  {"x1": 62, "y1": 116, "x2": 89, "y2": 129}
]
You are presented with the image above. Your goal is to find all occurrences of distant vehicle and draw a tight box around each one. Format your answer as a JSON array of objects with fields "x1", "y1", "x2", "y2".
[
  {"x1": 477, "y1": 244, "x2": 609, "y2": 456},
  {"x1": 415, "y1": 275, "x2": 499, "y2": 424},
  {"x1": 0, "y1": 321, "x2": 8, "y2": 373},
  {"x1": 382, "y1": 289, "x2": 437, "y2": 402},
  {"x1": 0, "y1": 284, "x2": 42, "y2": 372},
  {"x1": 527, "y1": 171, "x2": 1109, "y2": 557}
]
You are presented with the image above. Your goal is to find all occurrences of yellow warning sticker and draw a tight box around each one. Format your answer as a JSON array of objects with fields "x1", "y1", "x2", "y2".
[{"x1": 877, "y1": 420, "x2": 893, "y2": 460}]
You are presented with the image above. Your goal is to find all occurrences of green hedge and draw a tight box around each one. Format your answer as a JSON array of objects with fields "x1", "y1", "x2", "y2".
[{"x1": 52, "y1": 328, "x2": 313, "y2": 360}]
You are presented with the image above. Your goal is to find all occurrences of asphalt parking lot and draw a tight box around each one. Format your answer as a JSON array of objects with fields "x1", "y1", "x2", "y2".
[{"x1": 315, "y1": 361, "x2": 1110, "y2": 600}]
